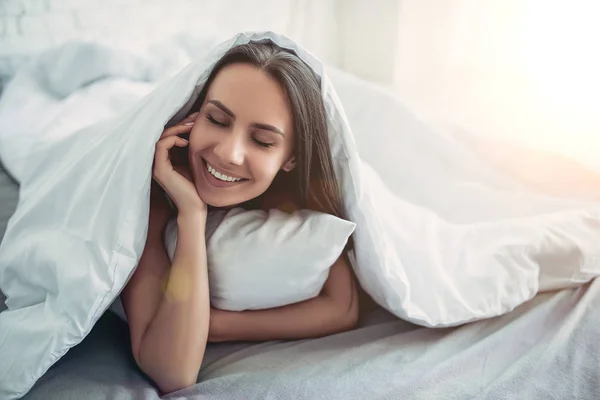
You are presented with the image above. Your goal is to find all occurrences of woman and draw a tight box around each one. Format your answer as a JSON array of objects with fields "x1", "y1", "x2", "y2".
[{"x1": 121, "y1": 42, "x2": 360, "y2": 393}]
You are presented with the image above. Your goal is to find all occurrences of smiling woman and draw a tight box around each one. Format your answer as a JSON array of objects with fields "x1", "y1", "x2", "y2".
[
  {"x1": 187, "y1": 62, "x2": 296, "y2": 208},
  {"x1": 185, "y1": 44, "x2": 345, "y2": 215},
  {"x1": 120, "y1": 41, "x2": 359, "y2": 394}
]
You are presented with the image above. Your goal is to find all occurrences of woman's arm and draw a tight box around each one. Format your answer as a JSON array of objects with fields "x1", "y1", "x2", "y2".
[
  {"x1": 121, "y1": 188, "x2": 210, "y2": 393},
  {"x1": 208, "y1": 254, "x2": 359, "y2": 342},
  {"x1": 122, "y1": 116, "x2": 210, "y2": 394}
]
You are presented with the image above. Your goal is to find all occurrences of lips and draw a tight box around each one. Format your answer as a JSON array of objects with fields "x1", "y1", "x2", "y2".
[
  {"x1": 201, "y1": 158, "x2": 248, "y2": 188},
  {"x1": 206, "y1": 162, "x2": 243, "y2": 182}
]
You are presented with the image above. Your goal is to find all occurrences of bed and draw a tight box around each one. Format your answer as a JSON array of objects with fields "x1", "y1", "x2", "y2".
[
  {"x1": 1, "y1": 156, "x2": 599, "y2": 399},
  {"x1": 2, "y1": 3, "x2": 600, "y2": 399}
]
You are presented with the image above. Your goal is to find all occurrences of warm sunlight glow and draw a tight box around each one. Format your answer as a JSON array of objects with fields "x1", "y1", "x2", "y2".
[
  {"x1": 522, "y1": 0, "x2": 600, "y2": 166},
  {"x1": 393, "y1": 0, "x2": 600, "y2": 171}
]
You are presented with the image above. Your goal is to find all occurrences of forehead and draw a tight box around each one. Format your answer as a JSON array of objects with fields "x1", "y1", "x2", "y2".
[{"x1": 205, "y1": 63, "x2": 293, "y2": 129}]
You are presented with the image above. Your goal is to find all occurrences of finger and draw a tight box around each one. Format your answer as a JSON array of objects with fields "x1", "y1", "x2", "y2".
[
  {"x1": 155, "y1": 137, "x2": 188, "y2": 162},
  {"x1": 160, "y1": 123, "x2": 194, "y2": 139},
  {"x1": 157, "y1": 136, "x2": 189, "y2": 152},
  {"x1": 177, "y1": 112, "x2": 200, "y2": 127},
  {"x1": 183, "y1": 111, "x2": 199, "y2": 122},
  {"x1": 172, "y1": 137, "x2": 189, "y2": 147},
  {"x1": 154, "y1": 138, "x2": 191, "y2": 181},
  {"x1": 154, "y1": 139, "x2": 188, "y2": 179}
]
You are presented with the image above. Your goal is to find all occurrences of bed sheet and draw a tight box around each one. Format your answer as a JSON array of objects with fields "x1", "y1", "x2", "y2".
[{"x1": 11, "y1": 279, "x2": 599, "y2": 400}]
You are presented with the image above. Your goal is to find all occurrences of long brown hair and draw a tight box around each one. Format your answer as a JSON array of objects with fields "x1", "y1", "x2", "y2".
[{"x1": 190, "y1": 41, "x2": 345, "y2": 221}]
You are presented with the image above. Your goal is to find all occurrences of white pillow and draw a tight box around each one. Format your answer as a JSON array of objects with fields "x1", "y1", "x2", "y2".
[{"x1": 164, "y1": 208, "x2": 356, "y2": 311}]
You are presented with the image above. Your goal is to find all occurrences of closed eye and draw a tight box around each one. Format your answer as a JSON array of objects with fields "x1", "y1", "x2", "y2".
[
  {"x1": 253, "y1": 138, "x2": 274, "y2": 148},
  {"x1": 208, "y1": 114, "x2": 274, "y2": 148},
  {"x1": 206, "y1": 114, "x2": 228, "y2": 127}
]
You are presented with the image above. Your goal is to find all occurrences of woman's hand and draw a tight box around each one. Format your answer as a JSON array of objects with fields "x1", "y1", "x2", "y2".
[{"x1": 153, "y1": 112, "x2": 205, "y2": 216}]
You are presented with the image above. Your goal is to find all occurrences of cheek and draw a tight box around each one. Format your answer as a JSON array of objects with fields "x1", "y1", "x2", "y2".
[
  {"x1": 188, "y1": 124, "x2": 207, "y2": 147},
  {"x1": 188, "y1": 126, "x2": 217, "y2": 158},
  {"x1": 250, "y1": 154, "x2": 285, "y2": 182}
]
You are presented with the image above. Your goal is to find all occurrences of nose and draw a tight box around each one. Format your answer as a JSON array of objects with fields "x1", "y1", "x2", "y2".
[{"x1": 213, "y1": 132, "x2": 245, "y2": 166}]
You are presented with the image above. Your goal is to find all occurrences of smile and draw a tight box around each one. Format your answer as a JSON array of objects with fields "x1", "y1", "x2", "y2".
[
  {"x1": 206, "y1": 162, "x2": 244, "y2": 182},
  {"x1": 203, "y1": 159, "x2": 248, "y2": 187}
]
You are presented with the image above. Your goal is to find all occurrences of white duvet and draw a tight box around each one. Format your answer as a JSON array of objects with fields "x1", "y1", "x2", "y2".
[{"x1": 1, "y1": 32, "x2": 600, "y2": 398}]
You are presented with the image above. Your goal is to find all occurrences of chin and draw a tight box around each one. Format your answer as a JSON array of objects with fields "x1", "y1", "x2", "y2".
[
  {"x1": 203, "y1": 197, "x2": 238, "y2": 208},
  {"x1": 197, "y1": 190, "x2": 229, "y2": 208},
  {"x1": 195, "y1": 187, "x2": 248, "y2": 209}
]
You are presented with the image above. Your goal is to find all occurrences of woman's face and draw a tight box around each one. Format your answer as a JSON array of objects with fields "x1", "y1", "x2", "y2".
[{"x1": 188, "y1": 63, "x2": 296, "y2": 208}]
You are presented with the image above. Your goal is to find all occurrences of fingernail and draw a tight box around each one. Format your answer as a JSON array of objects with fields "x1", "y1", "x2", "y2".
[{"x1": 184, "y1": 122, "x2": 194, "y2": 126}]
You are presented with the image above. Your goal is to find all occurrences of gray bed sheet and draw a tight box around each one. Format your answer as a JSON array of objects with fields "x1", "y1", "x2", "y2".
[{"x1": 2, "y1": 161, "x2": 600, "y2": 400}]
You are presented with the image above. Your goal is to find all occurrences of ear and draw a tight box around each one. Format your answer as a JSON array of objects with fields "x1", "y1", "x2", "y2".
[{"x1": 282, "y1": 157, "x2": 296, "y2": 172}]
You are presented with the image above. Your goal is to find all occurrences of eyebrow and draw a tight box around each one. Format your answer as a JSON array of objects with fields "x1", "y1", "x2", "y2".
[{"x1": 207, "y1": 99, "x2": 285, "y2": 137}]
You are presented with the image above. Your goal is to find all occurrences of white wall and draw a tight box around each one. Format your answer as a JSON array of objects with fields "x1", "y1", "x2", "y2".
[
  {"x1": 391, "y1": 0, "x2": 600, "y2": 166},
  {"x1": 335, "y1": 0, "x2": 401, "y2": 83}
]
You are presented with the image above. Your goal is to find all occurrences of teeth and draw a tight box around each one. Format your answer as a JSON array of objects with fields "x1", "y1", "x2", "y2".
[{"x1": 207, "y1": 163, "x2": 242, "y2": 182}]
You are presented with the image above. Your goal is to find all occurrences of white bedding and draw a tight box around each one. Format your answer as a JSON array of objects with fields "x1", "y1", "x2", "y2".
[
  {"x1": 17, "y1": 281, "x2": 600, "y2": 399},
  {"x1": 1, "y1": 32, "x2": 600, "y2": 398}
]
